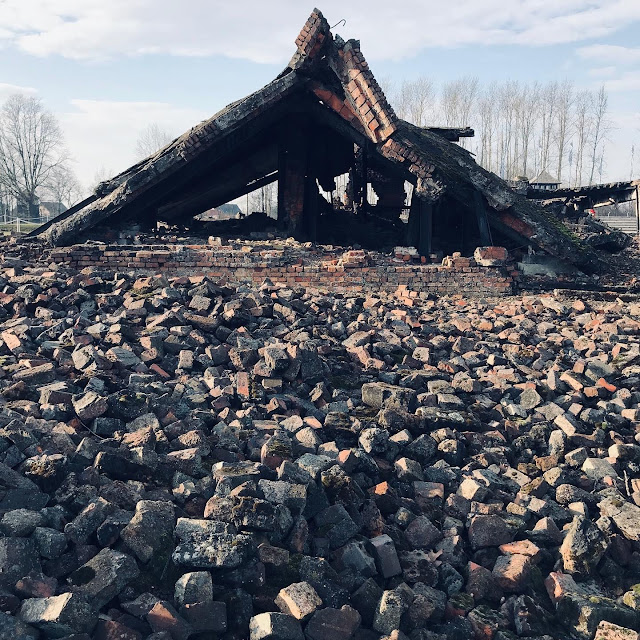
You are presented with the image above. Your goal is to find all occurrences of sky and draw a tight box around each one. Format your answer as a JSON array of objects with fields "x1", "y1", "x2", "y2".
[{"x1": 0, "y1": 0, "x2": 639, "y2": 192}]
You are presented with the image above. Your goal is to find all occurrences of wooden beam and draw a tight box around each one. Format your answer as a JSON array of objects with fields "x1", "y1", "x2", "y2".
[
  {"x1": 163, "y1": 172, "x2": 278, "y2": 223},
  {"x1": 414, "y1": 193, "x2": 433, "y2": 257},
  {"x1": 349, "y1": 146, "x2": 368, "y2": 218},
  {"x1": 636, "y1": 184, "x2": 640, "y2": 236},
  {"x1": 38, "y1": 74, "x2": 304, "y2": 246},
  {"x1": 157, "y1": 144, "x2": 278, "y2": 221},
  {"x1": 473, "y1": 191, "x2": 493, "y2": 246},
  {"x1": 278, "y1": 116, "x2": 310, "y2": 237},
  {"x1": 277, "y1": 141, "x2": 287, "y2": 227},
  {"x1": 360, "y1": 149, "x2": 368, "y2": 218},
  {"x1": 304, "y1": 175, "x2": 319, "y2": 241}
]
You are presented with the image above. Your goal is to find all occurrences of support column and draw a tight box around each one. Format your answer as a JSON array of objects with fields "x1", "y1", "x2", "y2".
[
  {"x1": 636, "y1": 185, "x2": 640, "y2": 236},
  {"x1": 304, "y1": 172, "x2": 319, "y2": 242},
  {"x1": 407, "y1": 191, "x2": 434, "y2": 257},
  {"x1": 418, "y1": 197, "x2": 433, "y2": 258},
  {"x1": 371, "y1": 175, "x2": 405, "y2": 220},
  {"x1": 278, "y1": 117, "x2": 309, "y2": 238},
  {"x1": 350, "y1": 145, "x2": 368, "y2": 217},
  {"x1": 359, "y1": 150, "x2": 368, "y2": 218},
  {"x1": 406, "y1": 189, "x2": 419, "y2": 248},
  {"x1": 473, "y1": 191, "x2": 492, "y2": 246}
]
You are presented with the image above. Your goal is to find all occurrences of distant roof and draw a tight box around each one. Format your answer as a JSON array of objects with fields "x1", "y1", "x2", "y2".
[
  {"x1": 40, "y1": 201, "x2": 68, "y2": 213},
  {"x1": 531, "y1": 170, "x2": 559, "y2": 185},
  {"x1": 218, "y1": 203, "x2": 242, "y2": 215}
]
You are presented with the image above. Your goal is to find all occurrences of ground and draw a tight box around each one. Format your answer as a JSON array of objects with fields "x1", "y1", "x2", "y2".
[
  {"x1": 0, "y1": 241, "x2": 638, "y2": 640},
  {"x1": 597, "y1": 238, "x2": 640, "y2": 291}
]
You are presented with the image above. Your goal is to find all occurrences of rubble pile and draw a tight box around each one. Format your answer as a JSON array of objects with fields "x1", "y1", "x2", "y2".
[{"x1": 0, "y1": 260, "x2": 639, "y2": 640}]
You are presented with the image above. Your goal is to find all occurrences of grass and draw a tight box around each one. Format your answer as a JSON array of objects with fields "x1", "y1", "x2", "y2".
[{"x1": 0, "y1": 222, "x2": 42, "y2": 235}]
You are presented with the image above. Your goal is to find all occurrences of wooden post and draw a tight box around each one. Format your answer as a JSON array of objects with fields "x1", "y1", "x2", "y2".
[
  {"x1": 361, "y1": 150, "x2": 368, "y2": 218},
  {"x1": 277, "y1": 141, "x2": 286, "y2": 228},
  {"x1": 277, "y1": 118, "x2": 309, "y2": 238},
  {"x1": 304, "y1": 172, "x2": 318, "y2": 242},
  {"x1": 636, "y1": 185, "x2": 639, "y2": 237},
  {"x1": 406, "y1": 189, "x2": 419, "y2": 248},
  {"x1": 473, "y1": 191, "x2": 492, "y2": 246},
  {"x1": 460, "y1": 200, "x2": 467, "y2": 252},
  {"x1": 350, "y1": 145, "x2": 368, "y2": 217},
  {"x1": 418, "y1": 197, "x2": 433, "y2": 258}
]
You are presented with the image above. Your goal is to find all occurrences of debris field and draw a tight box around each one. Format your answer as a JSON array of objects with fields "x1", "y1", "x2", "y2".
[{"x1": 0, "y1": 249, "x2": 638, "y2": 640}]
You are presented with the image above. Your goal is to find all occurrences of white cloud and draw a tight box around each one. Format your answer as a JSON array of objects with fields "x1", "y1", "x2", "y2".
[
  {"x1": 0, "y1": 83, "x2": 38, "y2": 102},
  {"x1": 0, "y1": 0, "x2": 639, "y2": 63},
  {"x1": 577, "y1": 45, "x2": 640, "y2": 92},
  {"x1": 610, "y1": 110, "x2": 640, "y2": 130},
  {"x1": 578, "y1": 44, "x2": 640, "y2": 66},
  {"x1": 58, "y1": 99, "x2": 209, "y2": 190},
  {"x1": 604, "y1": 72, "x2": 640, "y2": 92},
  {"x1": 605, "y1": 110, "x2": 640, "y2": 180},
  {"x1": 587, "y1": 66, "x2": 618, "y2": 78}
]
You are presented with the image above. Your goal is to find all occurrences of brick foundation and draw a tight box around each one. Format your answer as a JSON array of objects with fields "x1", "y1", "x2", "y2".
[{"x1": 47, "y1": 244, "x2": 517, "y2": 296}]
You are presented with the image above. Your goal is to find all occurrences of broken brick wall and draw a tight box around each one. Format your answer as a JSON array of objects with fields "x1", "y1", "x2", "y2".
[{"x1": 47, "y1": 244, "x2": 517, "y2": 296}]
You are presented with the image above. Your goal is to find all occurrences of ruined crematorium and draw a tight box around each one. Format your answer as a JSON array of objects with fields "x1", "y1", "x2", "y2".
[
  {"x1": 35, "y1": 9, "x2": 597, "y2": 273},
  {"x1": 4, "y1": 10, "x2": 640, "y2": 640}
]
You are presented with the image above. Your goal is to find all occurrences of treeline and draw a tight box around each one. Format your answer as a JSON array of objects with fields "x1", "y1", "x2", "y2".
[
  {"x1": 383, "y1": 77, "x2": 612, "y2": 187},
  {"x1": 0, "y1": 94, "x2": 82, "y2": 222}
]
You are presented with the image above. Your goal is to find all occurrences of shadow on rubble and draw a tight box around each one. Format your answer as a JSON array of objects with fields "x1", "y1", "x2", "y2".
[{"x1": 189, "y1": 210, "x2": 406, "y2": 252}]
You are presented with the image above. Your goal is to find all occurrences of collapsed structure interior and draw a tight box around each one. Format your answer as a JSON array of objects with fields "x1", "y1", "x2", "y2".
[
  {"x1": 527, "y1": 179, "x2": 640, "y2": 220},
  {"x1": 34, "y1": 9, "x2": 597, "y2": 272}
]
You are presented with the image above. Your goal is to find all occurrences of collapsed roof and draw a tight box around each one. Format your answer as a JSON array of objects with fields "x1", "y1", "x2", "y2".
[
  {"x1": 33, "y1": 9, "x2": 597, "y2": 271},
  {"x1": 527, "y1": 179, "x2": 640, "y2": 209}
]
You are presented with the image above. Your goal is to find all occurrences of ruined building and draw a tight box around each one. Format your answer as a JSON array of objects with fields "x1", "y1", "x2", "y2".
[{"x1": 34, "y1": 9, "x2": 597, "y2": 271}]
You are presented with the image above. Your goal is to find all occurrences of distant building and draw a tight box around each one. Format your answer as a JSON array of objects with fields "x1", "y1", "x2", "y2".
[
  {"x1": 218, "y1": 203, "x2": 242, "y2": 216},
  {"x1": 13, "y1": 200, "x2": 67, "y2": 223},
  {"x1": 197, "y1": 202, "x2": 243, "y2": 222},
  {"x1": 510, "y1": 175, "x2": 530, "y2": 195},
  {"x1": 39, "y1": 201, "x2": 68, "y2": 219},
  {"x1": 530, "y1": 170, "x2": 560, "y2": 191}
]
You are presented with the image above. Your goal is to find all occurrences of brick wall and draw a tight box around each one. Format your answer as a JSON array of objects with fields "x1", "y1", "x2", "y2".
[
  {"x1": 47, "y1": 244, "x2": 517, "y2": 296},
  {"x1": 340, "y1": 40, "x2": 397, "y2": 143},
  {"x1": 295, "y1": 9, "x2": 397, "y2": 145},
  {"x1": 294, "y1": 9, "x2": 329, "y2": 61},
  {"x1": 380, "y1": 138, "x2": 435, "y2": 182}
]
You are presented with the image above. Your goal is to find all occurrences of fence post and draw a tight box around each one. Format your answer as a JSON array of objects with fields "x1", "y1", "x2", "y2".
[{"x1": 635, "y1": 185, "x2": 640, "y2": 237}]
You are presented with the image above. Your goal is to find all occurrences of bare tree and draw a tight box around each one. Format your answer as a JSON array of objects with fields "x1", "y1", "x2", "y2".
[
  {"x1": 573, "y1": 90, "x2": 592, "y2": 186},
  {"x1": 440, "y1": 80, "x2": 461, "y2": 127},
  {"x1": 457, "y1": 77, "x2": 479, "y2": 129},
  {"x1": 384, "y1": 75, "x2": 615, "y2": 186},
  {"x1": 588, "y1": 85, "x2": 611, "y2": 185},
  {"x1": 135, "y1": 123, "x2": 174, "y2": 160},
  {"x1": 377, "y1": 75, "x2": 395, "y2": 104},
  {"x1": 43, "y1": 164, "x2": 83, "y2": 213},
  {"x1": 91, "y1": 166, "x2": 114, "y2": 193},
  {"x1": 554, "y1": 80, "x2": 574, "y2": 183},
  {"x1": 0, "y1": 184, "x2": 13, "y2": 223},
  {"x1": 537, "y1": 82, "x2": 558, "y2": 174},
  {"x1": 476, "y1": 84, "x2": 498, "y2": 172},
  {"x1": 0, "y1": 94, "x2": 67, "y2": 220},
  {"x1": 517, "y1": 83, "x2": 540, "y2": 177},
  {"x1": 496, "y1": 81, "x2": 520, "y2": 179},
  {"x1": 440, "y1": 76, "x2": 478, "y2": 142},
  {"x1": 395, "y1": 77, "x2": 435, "y2": 127},
  {"x1": 249, "y1": 182, "x2": 277, "y2": 217}
]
